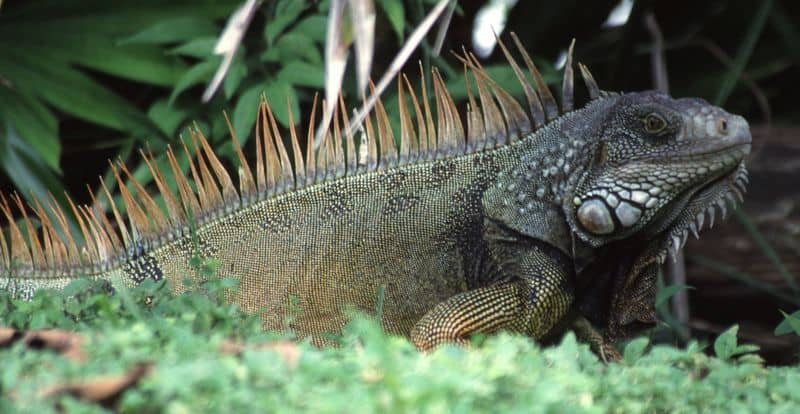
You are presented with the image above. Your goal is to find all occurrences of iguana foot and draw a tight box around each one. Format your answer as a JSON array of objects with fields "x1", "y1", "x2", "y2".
[{"x1": 571, "y1": 315, "x2": 621, "y2": 363}]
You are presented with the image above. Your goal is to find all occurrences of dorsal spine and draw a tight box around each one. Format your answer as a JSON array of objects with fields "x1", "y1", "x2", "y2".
[{"x1": 0, "y1": 35, "x2": 604, "y2": 283}]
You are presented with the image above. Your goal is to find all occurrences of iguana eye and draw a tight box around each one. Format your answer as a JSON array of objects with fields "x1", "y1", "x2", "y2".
[{"x1": 643, "y1": 113, "x2": 667, "y2": 134}]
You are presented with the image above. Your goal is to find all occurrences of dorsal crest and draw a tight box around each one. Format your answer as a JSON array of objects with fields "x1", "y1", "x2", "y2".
[{"x1": 0, "y1": 35, "x2": 606, "y2": 283}]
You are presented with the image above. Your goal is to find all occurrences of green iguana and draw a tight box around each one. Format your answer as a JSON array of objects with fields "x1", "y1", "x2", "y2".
[{"x1": 0, "y1": 36, "x2": 751, "y2": 356}]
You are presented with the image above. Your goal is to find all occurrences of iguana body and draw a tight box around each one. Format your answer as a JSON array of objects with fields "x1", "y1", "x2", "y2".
[{"x1": 0, "y1": 38, "x2": 751, "y2": 350}]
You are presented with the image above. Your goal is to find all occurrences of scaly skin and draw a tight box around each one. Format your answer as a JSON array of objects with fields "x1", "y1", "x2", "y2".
[{"x1": 0, "y1": 45, "x2": 751, "y2": 352}]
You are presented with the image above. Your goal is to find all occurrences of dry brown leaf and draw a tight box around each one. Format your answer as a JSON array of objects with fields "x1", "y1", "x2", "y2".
[
  {"x1": 347, "y1": 0, "x2": 376, "y2": 95},
  {"x1": 0, "y1": 326, "x2": 20, "y2": 346},
  {"x1": 0, "y1": 327, "x2": 87, "y2": 361},
  {"x1": 39, "y1": 362, "x2": 153, "y2": 408},
  {"x1": 316, "y1": 0, "x2": 350, "y2": 148},
  {"x1": 22, "y1": 329, "x2": 87, "y2": 362}
]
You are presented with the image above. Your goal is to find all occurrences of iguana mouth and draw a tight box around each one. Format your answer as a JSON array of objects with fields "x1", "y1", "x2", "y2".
[
  {"x1": 605, "y1": 151, "x2": 750, "y2": 337},
  {"x1": 656, "y1": 158, "x2": 749, "y2": 263},
  {"x1": 668, "y1": 142, "x2": 751, "y2": 163}
]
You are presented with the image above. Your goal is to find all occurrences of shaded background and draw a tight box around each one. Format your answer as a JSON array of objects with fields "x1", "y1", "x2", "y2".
[{"x1": 0, "y1": 0, "x2": 798, "y2": 363}]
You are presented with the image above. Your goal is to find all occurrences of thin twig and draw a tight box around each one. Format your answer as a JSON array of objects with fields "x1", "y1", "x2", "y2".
[
  {"x1": 202, "y1": 0, "x2": 260, "y2": 102},
  {"x1": 645, "y1": 12, "x2": 690, "y2": 341},
  {"x1": 644, "y1": 14, "x2": 669, "y2": 92}
]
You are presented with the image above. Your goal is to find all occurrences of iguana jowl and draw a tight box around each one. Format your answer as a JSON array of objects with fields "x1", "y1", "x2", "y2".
[{"x1": 0, "y1": 36, "x2": 751, "y2": 351}]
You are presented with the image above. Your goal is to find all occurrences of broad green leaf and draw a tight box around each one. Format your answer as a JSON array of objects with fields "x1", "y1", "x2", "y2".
[
  {"x1": 264, "y1": 0, "x2": 309, "y2": 45},
  {"x1": 148, "y1": 99, "x2": 192, "y2": 138},
  {"x1": 71, "y1": 44, "x2": 188, "y2": 86},
  {"x1": 0, "y1": 3, "x2": 238, "y2": 35},
  {"x1": 623, "y1": 337, "x2": 649, "y2": 364},
  {"x1": 278, "y1": 61, "x2": 325, "y2": 89},
  {"x1": 223, "y1": 58, "x2": 248, "y2": 100},
  {"x1": 295, "y1": 15, "x2": 328, "y2": 43},
  {"x1": 261, "y1": 48, "x2": 281, "y2": 63},
  {"x1": 713, "y1": 325, "x2": 758, "y2": 360},
  {"x1": 655, "y1": 284, "x2": 694, "y2": 308},
  {"x1": 0, "y1": 47, "x2": 164, "y2": 140},
  {"x1": 775, "y1": 310, "x2": 800, "y2": 336},
  {"x1": 0, "y1": 118, "x2": 67, "y2": 209},
  {"x1": 732, "y1": 344, "x2": 761, "y2": 356},
  {"x1": 264, "y1": 79, "x2": 299, "y2": 128},
  {"x1": 233, "y1": 84, "x2": 266, "y2": 144},
  {"x1": 119, "y1": 17, "x2": 220, "y2": 45},
  {"x1": 274, "y1": 32, "x2": 323, "y2": 64},
  {"x1": 0, "y1": 87, "x2": 60, "y2": 170},
  {"x1": 169, "y1": 37, "x2": 218, "y2": 58},
  {"x1": 169, "y1": 60, "x2": 219, "y2": 104},
  {"x1": 714, "y1": 325, "x2": 739, "y2": 360},
  {"x1": 0, "y1": 34, "x2": 187, "y2": 86},
  {"x1": 377, "y1": 0, "x2": 406, "y2": 41}
]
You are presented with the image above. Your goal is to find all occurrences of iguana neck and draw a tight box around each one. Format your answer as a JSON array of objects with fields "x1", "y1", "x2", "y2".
[{"x1": 482, "y1": 98, "x2": 614, "y2": 256}]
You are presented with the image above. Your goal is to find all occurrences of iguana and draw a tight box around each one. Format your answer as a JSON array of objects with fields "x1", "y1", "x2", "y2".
[{"x1": 0, "y1": 36, "x2": 751, "y2": 355}]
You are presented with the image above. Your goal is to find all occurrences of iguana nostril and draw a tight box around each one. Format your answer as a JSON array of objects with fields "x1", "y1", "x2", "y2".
[{"x1": 717, "y1": 118, "x2": 728, "y2": 135}]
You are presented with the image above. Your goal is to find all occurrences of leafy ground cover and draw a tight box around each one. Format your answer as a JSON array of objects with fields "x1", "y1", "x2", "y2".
[{"x1": 1, "y1": 278, "x2": 798, "y2": 413}]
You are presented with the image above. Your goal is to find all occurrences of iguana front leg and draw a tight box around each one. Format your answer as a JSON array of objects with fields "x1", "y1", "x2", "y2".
[{"x1": 411, "y1": 220, "x2": 573, "y2": 350}]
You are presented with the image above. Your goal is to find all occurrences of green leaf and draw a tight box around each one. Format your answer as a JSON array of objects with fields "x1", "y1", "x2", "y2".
[
  {"x1": 261, "y1": 48, "x2": 281, "y2": 63},
  {"x1": 264, "y1": 79, "x2": 298, "y2": 128},
  {"x1": 73, "y1": 44, "x2": 188, "y2": 86},
  {"x1": 295, "y1": 15, "x2": 328, "y2": 43},
  {"x1": 223, "y1": 58, "x2": 248, "y2": 99},
  {"x1": 0, "y1": 118, "x2": 67, "y2": 209},
  {"x1": 264, "y1": 0, "x2": 309, "y2": 45},
  {"x1": 0, "y1": 87, "x2": 60, "y2": 170},
  {"x1": 274, "y1": 32, "x2": 323, "y2": 64},
  {"x1": 119, "y1": 17, "x2": 220, "y2": 45},
  {"x1": 0, "y1": 33, "x2": 187, "y2": 86},
  {"x1": 737, "y1": 353, "x2": 765, "y2": 365},
  {"x1": 63, "y1": 279, "x2": 94, "y2": 297},
  {"x1": 232, "y1": 84, "x2": 266, "y2": 144},
  {"x1": 0, "y1": 47, "x2": 164, "y2": 140},
  {"x1": 733, "y1": 344, "x2": 761, "y2": 356},
  {"x1": 148, "y1": 99, "x2": 191, "y2": 138},
  {"x1": 0, "y1": 3, "x2": 237, "y2": 36},
  {"x1": 714, "y1": 325, "x2": 760, "y2": 360},
  {"x1": 623, "y1": 337, "x2": 649, "y2": 363},
  {"x1": 775, "y1": 310, "x2": 800, "y2": 336},
  {"x1": 169, "y1": 60, "x2": 219, "y2": 104},
  {"x1": 714, "y1": 324, "x2": 739, "y2": 360},
  {"x1": 277, "y1": 61, "x2": 325, "y2": 88},
  {"x1": 377, "y1": 0, "x2": 406, "y2": 41},
  {"x1": 169, "y1": 37, "x2": 218, "y2": 58},
  {"x1": 655, "y1": 284, "x2": 694, "y2": 308}
]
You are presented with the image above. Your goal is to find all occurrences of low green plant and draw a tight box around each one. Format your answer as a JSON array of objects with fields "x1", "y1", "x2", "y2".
[{"x1": 1, "y1": 278, "x2": 799, "y2": 413}]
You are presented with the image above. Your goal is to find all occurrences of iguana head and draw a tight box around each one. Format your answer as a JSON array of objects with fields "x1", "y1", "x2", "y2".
[
  {"x1": 563, "y1": 91, "x2": 751, "y2": 337},
  {"x1": 566, "y1": 91, "x2": 750, "y2": 245}
]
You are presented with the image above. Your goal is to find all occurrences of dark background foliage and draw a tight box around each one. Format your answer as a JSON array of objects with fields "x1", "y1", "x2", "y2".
[{"x1": 0, "y1": 0, "x2": 798, "y2": 363}]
